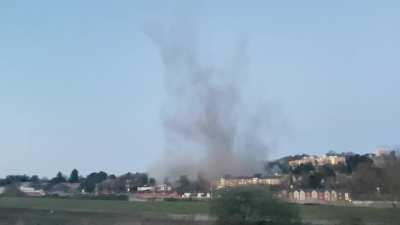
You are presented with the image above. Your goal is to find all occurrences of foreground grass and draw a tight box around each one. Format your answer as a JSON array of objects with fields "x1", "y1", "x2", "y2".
[
  {"x1": 0, "y1": 197, "x2": 209, "y2": 216},
  {"x1": 300, "y1": 204, "x2": 400, "y2": 225},
  {"x1": 1, "y1": 197, "x2": 400, "y2": 225}
]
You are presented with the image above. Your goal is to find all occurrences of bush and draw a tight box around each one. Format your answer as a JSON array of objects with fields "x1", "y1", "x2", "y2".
[{"x1": 210, "y1": 186, "x2": 302, "y2": 225}]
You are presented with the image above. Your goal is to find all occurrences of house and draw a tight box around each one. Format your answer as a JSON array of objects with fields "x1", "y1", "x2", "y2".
[
  {"x1": 324, "y1": 190, "x2": 331, "y2": 201},
  {"x1": 293, "y1": 191, "x2": 300, "y2": 201},
  {"x1": 182, "y1": 192, "x2": 191, "y2": 198},
  {"x1": 215, "y1": 177, "x2": 282, "y2": 189},
  {"x1": 318, "y1": 191, "x2": 325, "y2": 201},
  {"x1": 345, "y1": 192, "x2": 351, "y2": 201},
  {"x1": 137, "y1": 186, "x2": 155, "y2": 192},
  {"x1": 311, "y1": 190, "x2": 318, "y2": 200},
  {"x1": 305, "y1": 191, "x2": 311, "y2": 200},
  {"x1": 47, "y1": 183, "x2": 80, "y2": 197},
  {"x1": 288, "y1": 155, "x2": 346, "y2": 167},
  {"x1": 284, "y1": 190, "x2": 351, "y2": 204},
  {"x1": 156, "y1": 184, "x2": 172, "y2": 192},
  {"x1": 196, "y1": 192, "x2": 211, "y2": 199},
  {"x1": 331, "y1": 191, "x2": 338, "y2": 201},
  {"x1": 19, "y1": 186, "x2": 45, "y2": 197},
  {"x1": 299, "y1": 190, "x2": 306, "y2": 201}
]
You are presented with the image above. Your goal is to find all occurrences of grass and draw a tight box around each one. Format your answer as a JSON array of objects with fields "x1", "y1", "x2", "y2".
[
  {"x1": 0, "y1": 197, "x2": 209, "y2": 216},
  {"x1": 0, "y1": 197, "x2": 400, "y2": 225},
  {"x1": 300, "y1": 204, "x2": 400, "y2": 225}
]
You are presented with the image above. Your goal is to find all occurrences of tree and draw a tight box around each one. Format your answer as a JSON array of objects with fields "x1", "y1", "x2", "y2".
[
  {"x1": 50, "y1": 172, "x2": 67, "y2": 184},
  {"x1": 194, "y1": 174, "x2": 211, "y2": 193},
  {"x1": 346, "y1": 154, "x2": 372, "y2": 173},
  {"x1": 149, "y1": 177, "x2": 156, "y2": 186},
  {"x1": 175, "y1": 175, "x2": 192, "y2": 195},
  {"x1": 333, "y1": 162, "x2": 348, "y2": 174},
  {"x1": 80, "y1": 171, "x2": 108, "y2": 193},
  {"x1": 351, "y1": 162, "x2": 384, "y2": 199},
  {"x1": 69, "y1": 169, "x2": 79, "y2": 183},
  {"x1": 3, "y1": 175, "x2": 30, "y2": 185},
  {"x1": 211, "y1": 186, "x2": 302, "y2": 225},
  {"x1": 326, "y1": 150, "x2": 338, "y2": 156},
  {"x1": 30, "y1": 175, "x2": 40, "y2": 183},
  {"x1": 308, "y1": 173, "x2": 322, "y2": 189},
  {"x1": 379, "y1": 155, "x2": 400, "y2": 200},
  {"x1": 292, "y1": 162, "x2": 315, "y2": 175},
  {"x1": 321, "y1": 165, "x2": 336, "y2": 177}
]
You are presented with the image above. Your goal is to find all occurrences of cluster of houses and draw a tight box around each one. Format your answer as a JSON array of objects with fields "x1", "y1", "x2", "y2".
[
  {"x1": 288, "y1": 155, "x2": 346, "y2": 167},
  {"x1": 1, "y1": 179, "x2": 355, "y2": 208},
  {"x1": 19, "y1": 186, "x2": 46, "y2": 197},
  {"x1": 130, "y1": 183, "x2": 211, "y2": 201},
  {"x1": 280, "y1": 189, "x2": 351, "y2": 204},
  {"x1": 215, "y1": 177, "x2": 282, "y2": 189},
  {"x1": 14, "y1": 182, "x2": 80, "y2": 197},
  {"x1": 136, "y1": 184, "x2": 173, "y2": 192},
  {"x1": 129, "y1": 191, "x2": 211, "y2": 202}
]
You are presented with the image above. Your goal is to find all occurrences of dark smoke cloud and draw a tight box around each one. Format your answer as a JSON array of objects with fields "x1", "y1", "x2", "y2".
[{"x1": 146, "y1": 21, "x2": 280, "y2": 180}]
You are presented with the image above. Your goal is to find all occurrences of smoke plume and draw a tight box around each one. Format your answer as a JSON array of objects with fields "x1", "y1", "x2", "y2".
[{"x1": 146, "y1": 21, "x2": 278, "y2": 181}]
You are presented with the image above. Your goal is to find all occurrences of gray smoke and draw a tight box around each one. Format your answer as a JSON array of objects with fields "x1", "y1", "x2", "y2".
[{"x1": 146, "y1": 21, "x2": 278, "y2": 180}]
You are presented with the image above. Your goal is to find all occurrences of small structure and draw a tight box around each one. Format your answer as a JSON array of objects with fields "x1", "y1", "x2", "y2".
[
  {"x1": 156, "y1": 184, "x2": 172, "y2": 192},
  {"x1": 331, "y1": 191, "x2": 338, "y2": 202},
  {"x1": 311, "y1": 190, "x2": 318, "y2": 200},
  {"x1": 324, "y1": 190, "x2": 331, "y2": 202},
  {"x1": 318, "y1": 191, "x2": 325, "y2": 201},
  {"x1": 47, "y1": 183, "x2": 80, "y2": 197},
  {"x1": 215, "y1": 177, "x2": 282, "y2": 189},
  {"x1": 283, "y1": 189, "x2": 351, "y2": 204},
  {"x1": 345, "y1": 192, "x2": 351, "y2": 201},
  {"x1": 19, "y1": 186, "x2": 45, "y2": 197},
  {"x1": 182, "y1": 193, "x2": 191, "y2": 198},
  {"x1": 299, "y1": 190, "x2": 306, "y2": 201},
  {"x1": 137, "y1": 186, "x2": 155, "y2": 192},
  {"x1": 293, "y1": 191, "x2": 300, "y2": 201}
]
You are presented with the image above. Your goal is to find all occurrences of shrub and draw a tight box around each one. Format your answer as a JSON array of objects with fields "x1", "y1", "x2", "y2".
[{"x1": 210, "y1": 186, "x2": 302, "y2": 225}]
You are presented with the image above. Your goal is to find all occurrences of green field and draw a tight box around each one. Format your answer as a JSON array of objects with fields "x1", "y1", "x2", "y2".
[{"x1": 0, "y1": 197, "x2": 399, "y2": 225}]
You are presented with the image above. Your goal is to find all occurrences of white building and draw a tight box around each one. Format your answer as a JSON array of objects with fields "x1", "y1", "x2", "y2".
[
  {"x1": 157, "y1": 184, "x2": 172, "y2": 192},
  {"x1": 288, "y1": 155, "x2": 346, "y2": 167},
  {"x1": 19, "y1": 186, "x2": 45, "y2": 197},
  {"x1": 137, "y1": 186, "x2": 154, "y2": 192}
]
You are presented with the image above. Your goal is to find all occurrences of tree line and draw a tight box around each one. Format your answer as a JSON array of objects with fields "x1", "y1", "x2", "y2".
[{"x1": 0, "y1": 169, "x2": 156, "y2": 194}]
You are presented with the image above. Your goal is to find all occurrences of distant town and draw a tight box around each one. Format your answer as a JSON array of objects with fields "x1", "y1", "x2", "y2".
[{"x1": 1, "y1": 148, "x2": 399, "y2": 207}]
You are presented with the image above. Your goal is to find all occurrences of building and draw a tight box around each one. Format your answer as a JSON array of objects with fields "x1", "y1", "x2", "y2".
[
  {"x1": 48, "y1": 183, "x2": 81, "y2": 196},
  {"x1": 19, "y1": 186, "x2": 45, "y2": 197},
  {"x1": 376, "y1": 148, "x2": 392, "y2": 157},
  {"x1": 156, "y1": 184, "x2": 172, "y2": 192},
  {"x1": 288, "y1": 155, "x2": 346, "y2": 167},
  {"x1": 137, "y1": 186, "x2": 155, "y2": 192},
  {"x1": 283, "y1": 189, "x2": 351, "y2": 204},
  {"x1": 215, "y1": 177, "x2": 282, "y2": 189}
]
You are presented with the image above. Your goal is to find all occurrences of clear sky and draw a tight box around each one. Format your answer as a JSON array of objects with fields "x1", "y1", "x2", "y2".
[{"x1": 1, "y1": 1, "x2": 399, "y2": 177}]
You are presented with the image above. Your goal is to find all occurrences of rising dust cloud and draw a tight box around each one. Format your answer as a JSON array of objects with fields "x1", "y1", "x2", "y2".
[{"x1": 146, "y1": 21, "x2": 279, "y2": 181}]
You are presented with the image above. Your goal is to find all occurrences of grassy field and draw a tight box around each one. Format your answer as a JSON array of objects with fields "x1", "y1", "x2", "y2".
[
  {"x1": 0, "y1": 197, "x2": 399, "y2": 225},
  {"x1": 300, "y1": 204, "x2": 400, "y2": 225},
  {"x1": 0, "y1": 197, "x2": 209, "y2": 216}
]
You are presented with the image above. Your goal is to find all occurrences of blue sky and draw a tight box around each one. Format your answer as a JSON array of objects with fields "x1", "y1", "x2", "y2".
[{"x1": 1, "y1": 1, "x2": 399, "y2": 177}]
